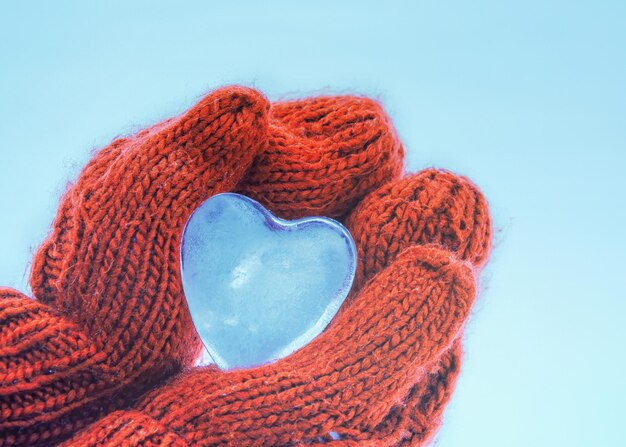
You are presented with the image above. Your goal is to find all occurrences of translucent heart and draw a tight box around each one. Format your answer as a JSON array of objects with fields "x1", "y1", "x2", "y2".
[{"x1": 181, "y1": 193, "x2": 356, "y2": 370}]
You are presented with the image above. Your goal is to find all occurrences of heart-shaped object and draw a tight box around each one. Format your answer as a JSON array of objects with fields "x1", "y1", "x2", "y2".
[{"x1": 181, "y1": 193, "x2": 356, "y2": 370}]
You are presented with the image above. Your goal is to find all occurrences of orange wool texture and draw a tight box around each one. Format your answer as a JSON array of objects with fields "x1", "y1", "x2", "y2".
[{"x1": 0, "y1": 86, "x2": 491, "y2": 447}]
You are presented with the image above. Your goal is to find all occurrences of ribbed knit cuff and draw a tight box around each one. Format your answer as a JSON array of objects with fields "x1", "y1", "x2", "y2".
[{"x1": 61, "y1": 410, "x2": 187, "y2": 447}]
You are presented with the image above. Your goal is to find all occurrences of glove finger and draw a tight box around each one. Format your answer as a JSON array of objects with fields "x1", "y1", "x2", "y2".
[
  {"x1": 0, "y1": 288, "x2": 118, "y2": 446},
  {"x1": 346, "y1": 168, "x2": 492, "y2": 294},
  {"x1": 28, "y1": 86, "x2": 268, "y2": 404},
  {"x1": 341, "y1": 169, "x2": 491, "y2": 443},
  {"x1": 33, "y1": 85, "x2": 268, "y2": 309},
  {"x1": 136, "y1": 244, "x2": 476, "y2": 446},
  {"x1": 237, "y1": 95, "x2": 404, "y2": 220}
]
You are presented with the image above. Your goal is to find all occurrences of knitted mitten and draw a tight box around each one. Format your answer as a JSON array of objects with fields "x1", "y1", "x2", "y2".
[
  {"x1": 62, "y1": 168, "x2": 491, "y2": 447},
  {"x1": 0, "y1": 86, "x2": 408, "y2": 446}
]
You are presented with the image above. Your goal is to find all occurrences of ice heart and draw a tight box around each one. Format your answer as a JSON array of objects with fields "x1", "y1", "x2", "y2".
[{"x1": 181, "y1": 193, "x2": 356, "y2": 370}]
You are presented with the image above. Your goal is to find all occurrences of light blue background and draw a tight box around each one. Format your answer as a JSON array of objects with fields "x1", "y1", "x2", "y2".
[{"x1": 1, "y1": 2, "x2": 624, "y2": 446}]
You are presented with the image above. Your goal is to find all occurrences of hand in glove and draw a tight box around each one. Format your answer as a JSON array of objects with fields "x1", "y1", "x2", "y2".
[{"x1": 0, "y1": 86, "x2": 489, "y2": 447}]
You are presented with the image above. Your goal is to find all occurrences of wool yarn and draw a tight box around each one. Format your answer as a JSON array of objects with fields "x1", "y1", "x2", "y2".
[
  {"x1": 0, "y1": 86, "x2": 491, "y2": 447},
  {"x1": 238, "y1": 95, "x2": 404, "y2": 220}
]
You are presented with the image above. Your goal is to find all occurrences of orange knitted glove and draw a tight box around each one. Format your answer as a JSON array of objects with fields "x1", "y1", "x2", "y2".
[
  {"x1": 0, "y1": 85, "x2": 407, "y2": 446},
  {"x1": 0, "y1": 85, "x2": 491, "y2": 447}
]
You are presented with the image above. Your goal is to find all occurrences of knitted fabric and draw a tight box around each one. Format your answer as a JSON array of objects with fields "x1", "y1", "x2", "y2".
[{"x1": 0, "y1": 86, "x2": 491, "y2": 447}]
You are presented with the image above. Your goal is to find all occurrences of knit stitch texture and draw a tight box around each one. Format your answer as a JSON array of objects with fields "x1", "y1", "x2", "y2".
[{"x1": 0, "y1": 86, "x2": 491, "y2": 447}]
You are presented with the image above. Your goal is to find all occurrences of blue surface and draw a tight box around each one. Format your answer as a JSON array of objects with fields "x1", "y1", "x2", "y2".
[
  {"x1": 0, "y1": 2, "x2": 624, "y2": 446},
  {"x1": 181, "y1": 193, "x2": 356, "y2": 370}
]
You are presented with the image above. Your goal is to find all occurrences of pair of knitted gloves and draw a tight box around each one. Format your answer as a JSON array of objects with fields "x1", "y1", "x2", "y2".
[{"x1": 0, "y1": 86, "x2": 491, "y2": 447}]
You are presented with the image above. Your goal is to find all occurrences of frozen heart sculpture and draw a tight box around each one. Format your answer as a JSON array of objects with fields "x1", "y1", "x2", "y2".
[{"x1": 181, "y1": 193, "x2": 357, "y2": 370}]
